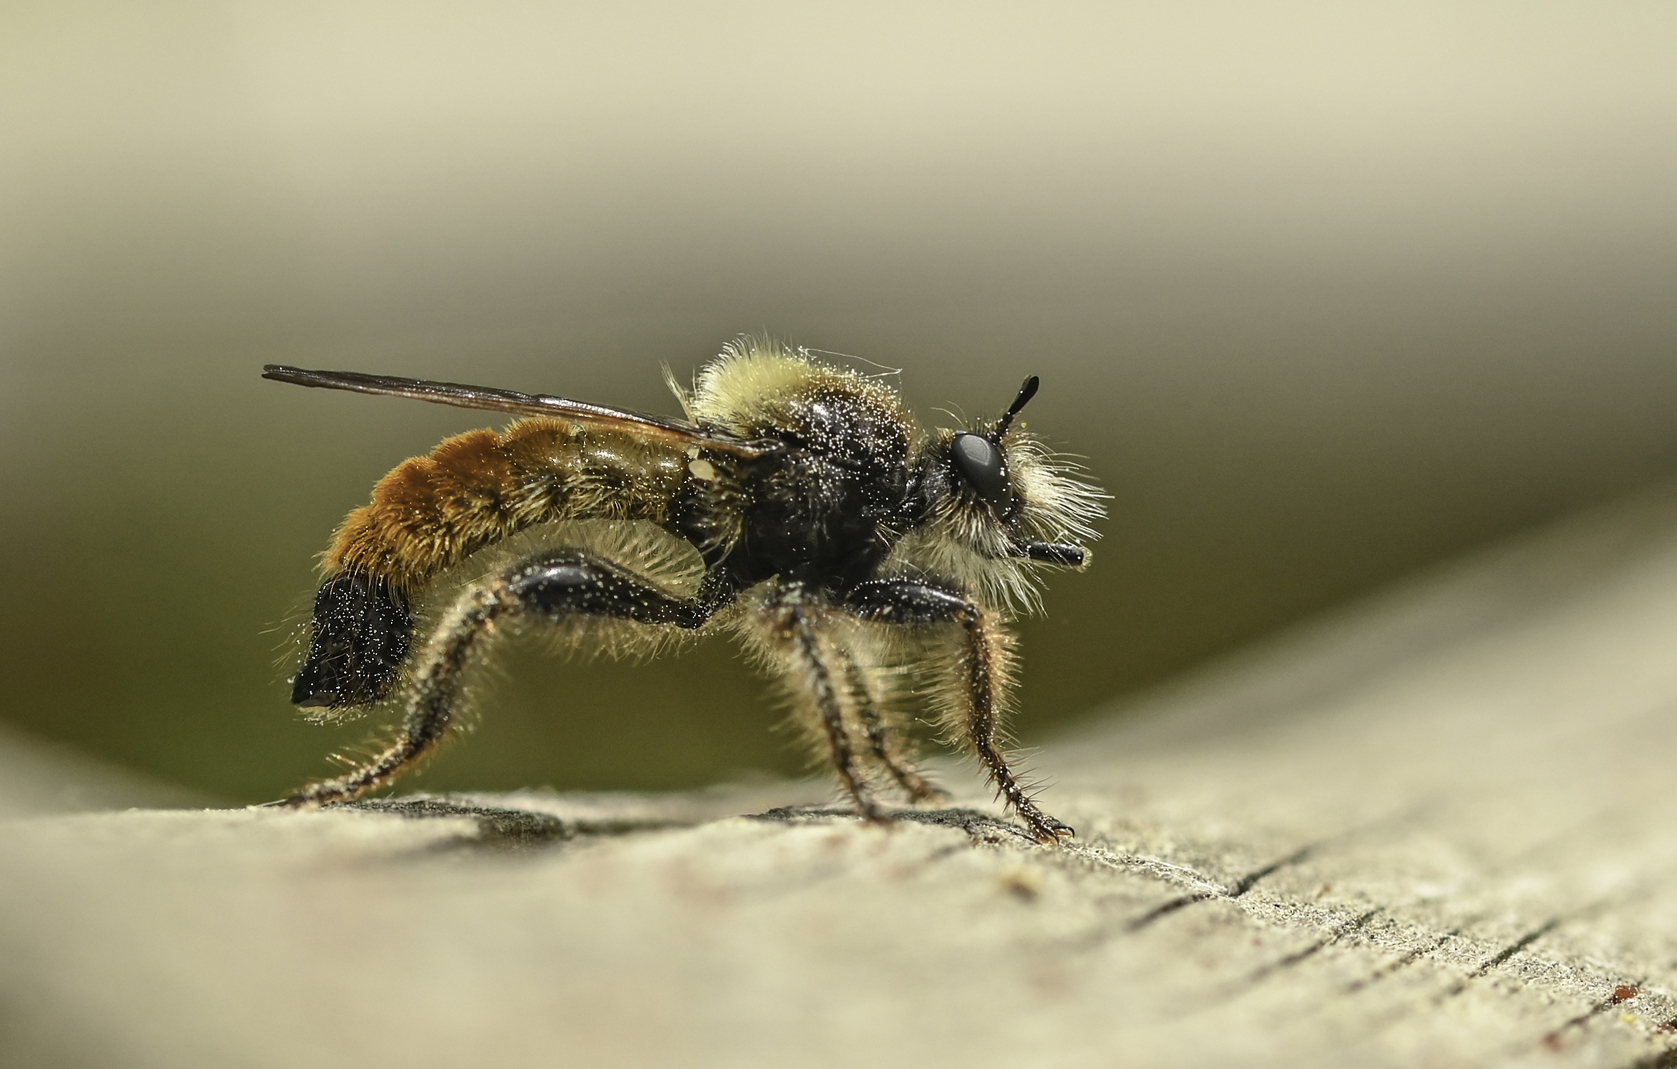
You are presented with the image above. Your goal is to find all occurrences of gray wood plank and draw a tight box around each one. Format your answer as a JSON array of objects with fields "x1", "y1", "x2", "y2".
[{"x1": 4, "y1": 486, "x2": 1677, "y2": 1068}]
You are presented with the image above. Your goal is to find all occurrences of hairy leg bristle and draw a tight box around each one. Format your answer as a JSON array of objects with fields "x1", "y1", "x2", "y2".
[
  {"x1": 951, "y1": 608, "x2": 1073, "y2": 844},
  {"x1": 285, "y1": 547, "x2": 718, "y2": 807},
  {"x1": 840, "y1": 648, "x2": 947, "y2": 803},
  {"x1": 742, "y1": 588, "x2": 890, "y2": 825}
]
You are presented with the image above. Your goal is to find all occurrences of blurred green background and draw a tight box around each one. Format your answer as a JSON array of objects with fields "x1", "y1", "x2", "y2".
[{"x1": 3, "y1": 2, "x2": 1674, "y2": 804}]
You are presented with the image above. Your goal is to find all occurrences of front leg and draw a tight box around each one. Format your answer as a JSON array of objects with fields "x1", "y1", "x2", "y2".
[{"x1": 844, "y1": 579, "x2": 1073, "y2": 844}]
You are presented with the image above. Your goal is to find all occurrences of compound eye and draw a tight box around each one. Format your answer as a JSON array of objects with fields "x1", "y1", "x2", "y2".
[{"x1": 951, "y1": 432, "x2": 1014, "y2": 511}]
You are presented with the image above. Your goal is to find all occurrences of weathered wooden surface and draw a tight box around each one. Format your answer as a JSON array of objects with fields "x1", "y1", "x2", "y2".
[{"x1": 5, "y1": 487, "x2": 1677, "y2": 1068}]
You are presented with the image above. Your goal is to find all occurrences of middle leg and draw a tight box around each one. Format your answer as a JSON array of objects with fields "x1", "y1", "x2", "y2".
[
  {"x1": 744, "y1": 586, "x2": 887, "y2": 824},
  {"x1": 836, "y1": 646, "x2": 948, "y2": 803}
]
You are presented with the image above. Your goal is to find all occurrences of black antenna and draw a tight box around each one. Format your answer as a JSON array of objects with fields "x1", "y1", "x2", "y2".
[{"x1": 994, "y1": 375, "x2": 1040, "y2": 437}]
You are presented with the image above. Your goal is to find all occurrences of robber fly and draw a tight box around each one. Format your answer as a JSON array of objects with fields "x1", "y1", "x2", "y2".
[{"x1": 265, "y1": 338, "x2": 1103, "y2": 842}]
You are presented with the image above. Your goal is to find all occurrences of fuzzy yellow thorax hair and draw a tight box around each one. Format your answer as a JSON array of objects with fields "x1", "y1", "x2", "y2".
[{"x1": 680, "y1": 338, "x2": 910, "y2": 439}]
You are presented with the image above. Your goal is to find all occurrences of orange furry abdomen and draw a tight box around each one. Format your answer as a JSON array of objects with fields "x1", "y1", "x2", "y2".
[{"x1": 325, "y1": 418, "x2": 687, "y2": 598}]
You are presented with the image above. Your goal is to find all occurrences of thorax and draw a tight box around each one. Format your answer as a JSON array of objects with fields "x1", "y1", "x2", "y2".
[{"x1": 722, "y1": 385, "x2": 915, "y2": 588}]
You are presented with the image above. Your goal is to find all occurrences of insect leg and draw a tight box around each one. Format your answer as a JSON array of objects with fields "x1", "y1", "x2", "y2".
[
  {"x1": 750, "y1": 590, "x2": 886, "y2": 824},
  {"x1": 844, "y1": 579, "x2": 1073, "y2": 843},
  {"x1": 286, "y1": 551, "x2": 721, "y2": 806},
  {"x1": 837, "y1": 647, "x2": 947, "y2": 803}
]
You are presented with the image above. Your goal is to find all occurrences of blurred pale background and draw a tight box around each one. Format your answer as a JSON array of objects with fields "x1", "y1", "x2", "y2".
[{"x1": 2, "y1": 2, "x2": 1673, "y2": 803}]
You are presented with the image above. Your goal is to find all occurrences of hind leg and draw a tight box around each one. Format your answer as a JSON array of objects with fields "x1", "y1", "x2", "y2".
[{"x1": 285, "y1": 551, "x2": 721, "y2": 806}]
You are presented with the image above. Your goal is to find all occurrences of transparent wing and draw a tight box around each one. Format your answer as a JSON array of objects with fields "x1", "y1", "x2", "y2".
[{"x1": 262, "y1": 365, "x2": 779, "y2": 457}]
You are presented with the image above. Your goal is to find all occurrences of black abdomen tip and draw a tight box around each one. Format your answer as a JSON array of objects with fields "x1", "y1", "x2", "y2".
[{"x1": 292, "y1": 574, "x2": 413, "y2": 708}]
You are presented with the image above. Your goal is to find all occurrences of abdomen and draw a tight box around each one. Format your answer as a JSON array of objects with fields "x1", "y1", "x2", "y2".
[{"x1": 292, "y1": 417, "x2": 687, "y2": 708}]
